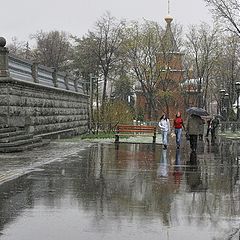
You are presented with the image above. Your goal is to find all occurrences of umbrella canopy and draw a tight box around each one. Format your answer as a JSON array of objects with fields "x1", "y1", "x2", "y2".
[{"x1": 186, "y1": 107, "x2": 209, "y2": 116}]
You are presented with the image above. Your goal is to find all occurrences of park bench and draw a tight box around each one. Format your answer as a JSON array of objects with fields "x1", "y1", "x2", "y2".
[{"x1": 115, "y1": 124, "x2": 157, "y2": 143}]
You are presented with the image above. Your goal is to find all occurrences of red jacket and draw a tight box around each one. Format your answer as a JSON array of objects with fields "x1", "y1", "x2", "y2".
[{"x1": 174, "y1": 117, "x2": 184, "y2": 129}]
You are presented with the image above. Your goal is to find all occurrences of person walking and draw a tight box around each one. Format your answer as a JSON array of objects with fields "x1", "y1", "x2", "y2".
[
  {"x1": 186, "y1": 114, "x2": 203, "y2": 152},
  {"x1": 173, "y1": 112, "x2": 185, "y2": 149},
  {"x1": 159, "y1": 114, "x2": 171, "y2": 149},
  {"x1": 211, "y1": 116, "x2": 220, "y2": 141},
  {"x1": 198, "y1": 118, "x2": 205, "y2": 141},
  {"x1": 205, "y1": 118, "x2": 212, "y2": 138}
]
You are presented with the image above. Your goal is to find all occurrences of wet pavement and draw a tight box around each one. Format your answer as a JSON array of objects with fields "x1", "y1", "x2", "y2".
[{"x1": 0, "y1": 137, "x2": 239, "y2": 240}]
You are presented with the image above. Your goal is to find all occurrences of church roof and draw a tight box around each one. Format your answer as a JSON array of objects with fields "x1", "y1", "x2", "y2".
[{"x1": 162, "y1": 15, "x2": 179, "y2": 53}]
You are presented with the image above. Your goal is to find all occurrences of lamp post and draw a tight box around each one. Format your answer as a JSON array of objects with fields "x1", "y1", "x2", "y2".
[
  {"x1": 235, "y1": 82, "x2": 240, "y2": 121},
  {"x1": 89, "y1": 74, "x2": 98, "y2": 131},
  {"x1": 89, "y1": 74, "x2": 94, "y2": 131},
  {"x1": 224, "y1": 93, "x2": 229, "y2": 121},
  {"x1": 219, "y1": 89, "x2": 226, "y2": 116}
]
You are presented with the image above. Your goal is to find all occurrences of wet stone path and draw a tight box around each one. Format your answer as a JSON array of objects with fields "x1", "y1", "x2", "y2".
[{"x1": 0, "y1": 138, "x2": 239, "y2": 240}]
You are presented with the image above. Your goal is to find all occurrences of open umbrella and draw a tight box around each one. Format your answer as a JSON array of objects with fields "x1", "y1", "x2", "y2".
[{"x1": 186, "y1": 107, "x2": 209, "y2": 116}]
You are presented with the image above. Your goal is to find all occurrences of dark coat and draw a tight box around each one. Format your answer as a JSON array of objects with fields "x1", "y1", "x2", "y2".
[{"x1": 186, "y1": 114, "x2": 203, "y2": 135}]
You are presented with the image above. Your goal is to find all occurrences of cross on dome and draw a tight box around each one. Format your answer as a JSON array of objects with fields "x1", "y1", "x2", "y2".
[{"x1": 165, "y1": 0, "x2": 173, "y2": 24}]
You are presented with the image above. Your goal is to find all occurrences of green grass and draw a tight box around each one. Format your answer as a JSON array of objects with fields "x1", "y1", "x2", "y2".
[
  {"x1": 219, "y1": 131, "x2": 240, "y2": 139},
  {"x1": 80, "y1": 132, "x2": 115, "y2": 139},
  {"x1": 56, "y1": 132, "x2": 116, "y2": 142}
]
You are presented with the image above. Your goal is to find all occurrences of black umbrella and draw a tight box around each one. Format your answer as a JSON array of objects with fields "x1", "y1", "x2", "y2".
[{"x1": 186, "y1": 107, "x2": 209, "y2": 116}]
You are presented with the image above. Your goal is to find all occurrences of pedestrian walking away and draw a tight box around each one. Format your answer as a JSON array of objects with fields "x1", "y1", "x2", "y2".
[
  {"x1": 199, "y1": 118, "x2": 205, "y2": 141},
  {"x1": 205, "y1": 118, "x2": 212, "y2": 138},
  {"x1": 211, "y1": 115, "x2": 220, "y2": 142},
  {"x1": 159, "y1": 114, "x2": 171, "y2": 149},
  {"x1": 173, "y1": 112, "x2": 185, "y2": 148},
  {"x1": 186, "y1": 114, "x2": 203, "y2": 152}
]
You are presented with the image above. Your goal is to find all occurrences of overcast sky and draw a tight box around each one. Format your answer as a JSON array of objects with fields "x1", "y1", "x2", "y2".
[{"x1": 1, "y1": 0, "x2": 213, "y2": 43}]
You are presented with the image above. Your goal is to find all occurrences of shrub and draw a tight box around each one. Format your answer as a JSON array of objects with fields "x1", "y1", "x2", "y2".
[{"x1": 93, "y1": 101, "x2": 134, "y2": 132}]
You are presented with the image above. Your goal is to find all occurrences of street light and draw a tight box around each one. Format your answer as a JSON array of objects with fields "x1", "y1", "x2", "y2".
[
  {"x1": 235, "y1": 82, "x2": 240, "y2": 121},
  {"x1": 219, "y1": 89, "x2": 226, "y2": 116},
  {"x1": 224, "y1": 93, "x2": 229, "y2": 121}
]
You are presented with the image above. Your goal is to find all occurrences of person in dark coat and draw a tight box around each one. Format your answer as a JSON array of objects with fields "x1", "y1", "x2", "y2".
[
  {"x1": 198, "y1": 118, "x2": 205, "y2": 141},
  {"x1": 205, "y1": 118, "x2": 212, "y2": 138},
  {"x1": 211, "y1": 116, "x2": 220, "y2": 141},
  {"x1": 186, "y1": 114, "x2": 203, "y2": 152}
]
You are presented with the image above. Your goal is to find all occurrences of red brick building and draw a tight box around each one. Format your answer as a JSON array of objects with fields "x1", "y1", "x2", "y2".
[{"x1": 135, "y1": 15, "x2": 185, "y2": 121}]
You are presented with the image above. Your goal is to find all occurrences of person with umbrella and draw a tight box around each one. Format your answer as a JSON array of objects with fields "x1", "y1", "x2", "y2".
[{"x1": 186, "y1": 107, "x2": 208, "y2": 152}]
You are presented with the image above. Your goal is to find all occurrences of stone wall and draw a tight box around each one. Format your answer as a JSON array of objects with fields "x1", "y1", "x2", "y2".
[
  {"x1": 0, "y1": 37, "x2": 89, "y2": 137},
  {"x1": 0, "y1": 77, "x2": 89, "y2": 136}
]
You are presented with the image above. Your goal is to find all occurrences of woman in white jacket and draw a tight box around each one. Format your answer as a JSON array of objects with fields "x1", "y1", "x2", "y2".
[{"x1": 159, "y1": 114, "x2": 171, "y2": 149}]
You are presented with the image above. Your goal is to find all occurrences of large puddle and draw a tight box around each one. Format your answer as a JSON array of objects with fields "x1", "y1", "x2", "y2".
[{"x1": 0, "y1": 140, "x2": 239, "y2": 240}]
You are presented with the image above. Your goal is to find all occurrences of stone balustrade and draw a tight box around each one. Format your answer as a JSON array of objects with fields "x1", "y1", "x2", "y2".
[{"x1": 8, "y1": 54, "x2": 83, "y2": 93}]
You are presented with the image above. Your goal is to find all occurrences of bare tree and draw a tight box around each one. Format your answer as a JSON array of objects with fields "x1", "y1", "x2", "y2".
[
  {"x1": 204, "y1": 0, "x2": 240, "y2": 37},
  {"x1": 212, "y1": 34, "x2": 240, "y2": 117},
  {"x1": 31, "y1": 30, "x2": 72, "y2": 71},
  {"x1": 123, "y1": 20, "x2": 162, "y2": 119},
  {"x1": 185, "y1": 23, "x2": 220, "y2": 108},
  {"x1": 73, "y1": 12, "x2": 126, "y2": 129},
  {"x1": 88, "y1": 12, "x2": 126, "y2": 111},
  {"x1": 7, "y1": 37, "x2": 31, "y2": 59}
]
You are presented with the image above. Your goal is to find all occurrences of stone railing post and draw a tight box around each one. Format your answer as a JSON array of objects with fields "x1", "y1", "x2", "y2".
[
  {"x1": 31, "y1": 62, "x2": 39, "y2": 83},
  {"x1": 64, "y1": 73, "x2": 69, "y2": 90},
  {"x1": 52, "y1": 69, "x2": 58, "y2": 87},
  {"x1": 74, "y1": 78, "x2": 78, "y2": 92},
  {"x1": 0, "y1": 37, "x2": 9, "y2": 77}
]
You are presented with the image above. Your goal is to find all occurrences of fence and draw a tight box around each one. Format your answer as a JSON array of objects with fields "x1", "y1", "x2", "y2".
[
  {"x1": 220, "y1": 122, "x2": 240, "y2": 133},
  {"x1": 8, "y1": 54, "x2": 84, "y2": 94}
]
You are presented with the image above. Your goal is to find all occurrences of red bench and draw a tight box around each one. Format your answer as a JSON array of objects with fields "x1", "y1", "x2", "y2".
[{"x1": 115, "y1": 125, "x2": 157, "y2": 143}]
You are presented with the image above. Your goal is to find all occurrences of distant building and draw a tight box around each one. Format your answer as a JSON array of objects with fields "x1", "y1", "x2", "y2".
[
  {"x1": 181, "y1": 78, "x2": 200, "y2": 107},
  {"x1": 134, "y1": 15, "x2": 185, "y2": 121},
  {"x1": 181, "y1": 77, "x2": 218, "y2": 115}
]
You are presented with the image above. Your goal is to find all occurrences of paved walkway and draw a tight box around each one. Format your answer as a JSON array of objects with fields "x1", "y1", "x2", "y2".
[
  {"x1": 0, "y1": 141, "x2": 91, "y2": 186},
  {"x1": 0, "y1": 133, "x2": 168, "y2": 186},
  {"x1": 0, "y1": 131, "x2": 238, "y2": 187}
]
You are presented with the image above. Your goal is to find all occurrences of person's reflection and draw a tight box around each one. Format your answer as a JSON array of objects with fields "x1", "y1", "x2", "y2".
[
  {"x1": 206, "y1": 137, "x2": 219, "y2": 153},
  {"x1": 189, "y1": 150, "x2": 197, "y2": 165},
  {"x1": 173, "y1": 149, "x2": 182, "y2": 184},
  {"x1": 157, "y1": 149, "x2": 168, "y2": 178},
  {"x1": 206, "y1": 137, "x2": 210, "y2": 153},
  {"x1": 155, "y1": 149, "x2": 171, "y2": 226},
  {"x1": 186, "y1": 151, "x2": 202, "y2": 191}
]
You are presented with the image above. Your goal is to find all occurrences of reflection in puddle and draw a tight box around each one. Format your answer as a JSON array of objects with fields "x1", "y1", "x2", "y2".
[
  {"x1": 0, "y1": 141, "x2": 239, "y2": 240},
  {"x1": 157, "y1": 149, "x2": 168, "y2": 178}
]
